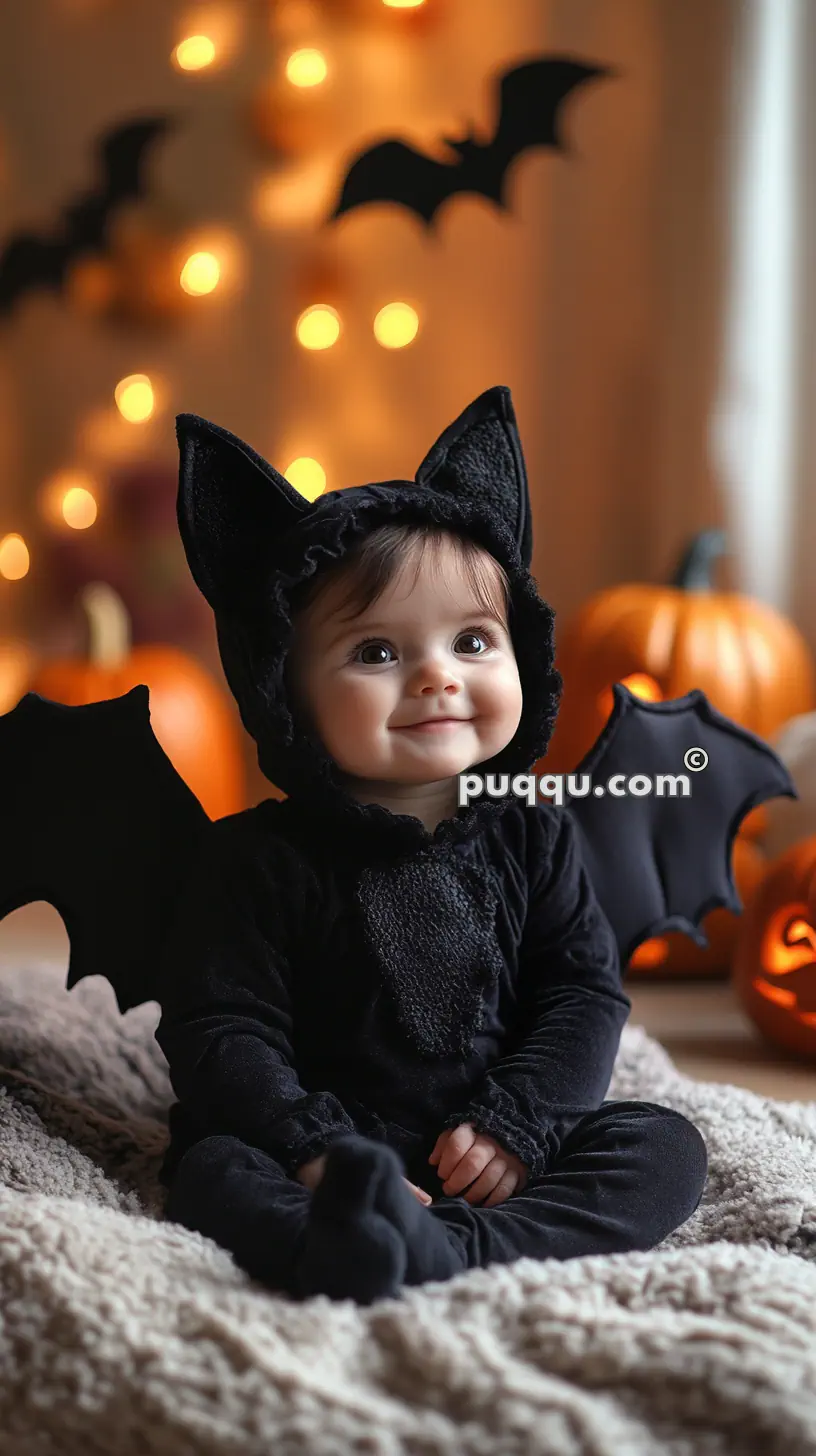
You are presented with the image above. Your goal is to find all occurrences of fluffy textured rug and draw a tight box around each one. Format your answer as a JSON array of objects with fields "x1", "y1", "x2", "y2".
[{"x1": 2, "y1": 961, "x2": 816, "y2": 1455}]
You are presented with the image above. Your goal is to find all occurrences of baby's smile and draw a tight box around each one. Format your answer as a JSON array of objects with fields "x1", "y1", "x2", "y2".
[{"x1": 392, "y1": 716, "x2": 474, "y2": 734}]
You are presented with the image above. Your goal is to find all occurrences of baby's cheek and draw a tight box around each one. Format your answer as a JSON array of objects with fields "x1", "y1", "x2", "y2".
[
  {"x1": 495, "y1": 680, "x2": 523, "y2": 741},
  {"x1": 326, "y1": 685, "x2": 388, "y2": 765},
  {"x1": 478, "y1": 667, "x2": 522, "y2": 742}
]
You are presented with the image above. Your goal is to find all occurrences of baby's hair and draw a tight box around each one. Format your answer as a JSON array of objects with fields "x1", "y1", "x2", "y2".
[{"x1": 289, "y1": 522, "x2": 511, "y2": 628}]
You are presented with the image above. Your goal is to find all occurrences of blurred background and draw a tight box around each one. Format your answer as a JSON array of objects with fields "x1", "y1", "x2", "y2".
[{"x1": 4, "y1": 0, "x2": 816, "y2": 1071}]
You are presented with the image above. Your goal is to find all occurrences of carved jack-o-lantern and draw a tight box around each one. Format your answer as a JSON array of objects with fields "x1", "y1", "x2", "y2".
[{"x1": 732, "y1": 835, "x2": 816, "y2": 1061}]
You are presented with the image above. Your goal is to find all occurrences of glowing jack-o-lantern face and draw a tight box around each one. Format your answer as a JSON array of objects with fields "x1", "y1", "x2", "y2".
[
  {"x1": 755, "y1": 905, "x2": 816, "y2": 1023},
  {"x1": 733, "y1": 835, "x2": 816, "y2": 1060}
]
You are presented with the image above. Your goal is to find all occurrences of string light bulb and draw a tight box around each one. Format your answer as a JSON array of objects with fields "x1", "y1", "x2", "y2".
[
  {"x1": 373, "y1": 302, "x2": 420, "y2": 349},
  {"x1": 39, "y1": 470, "x2": 99, "y2": 531},
  {"x1": 382, "y1": 0, "x2": 427, "y2": 6},
  {"x1": 172, "y1": 35, "x2": 217, "y2": 71},
  {"x1": 296, "y1": 305, "x2": 341, "y2": 350},
  {"x1": 284, "y1": 458, "x2": 326, "y2": 500},
  {"x1": 180, "y1": 251, "x2": 221, "y2": 296},
  {"x1": 0, "y1": 534, "x2": 29, "y2": 581},
  {"x1": 61, "y1": 485, "x2": 98, "y2": 530},
  {"x1": 285, "y1": 48, "x2": 328, "y2": 87},
  {"x1": 114, "y1": 374, "x2": 155, "y2": 423}
]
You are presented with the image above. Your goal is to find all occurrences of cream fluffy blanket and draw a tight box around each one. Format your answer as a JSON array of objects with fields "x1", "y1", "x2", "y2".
[{"x1": 2, "y1": 961, "x2": 816, "y2": 1455}]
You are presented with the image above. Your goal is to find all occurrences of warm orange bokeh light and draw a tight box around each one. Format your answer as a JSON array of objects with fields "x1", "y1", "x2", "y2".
[
  {"x1": 180, "y1": 251, "x2": 221, "y2": 296},
  {"x1": 597, "y1": 672, "x2": 663, "y2": 721},
  {"x1": 373, "y1": 302, "x2": 419, "y2": 349},
  {"x1": 61, "y1": 487, "x2": 98, "y2": 530},
  {"x1": 114, "y1": 374, "x2": 155, "y2": 423},
  {"x1": 39, "y1": 469, "x2": 99, "y2": 530},
  {"x1": 628, "y1": 938, "x2": 670, "y2": 970},
  {"x1": 296, "y1": 305, "x2": 341, "y2": 350},
  {"x1": 0, "y1": 534, "x2": 29, "y2": 580},
  {"x1": 173, "y1": 36, "x2": 217, "y2": 72},
  {"x1": 284, "y1": 458, "x2": 326, "y2": 500},
  {"x1": 285, "y1": 49, "x2": 328, "y2": 87}
]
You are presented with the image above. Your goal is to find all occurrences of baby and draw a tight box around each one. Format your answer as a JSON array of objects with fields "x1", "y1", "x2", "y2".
[
  {"x1": 286, "y1": 523, "x2": 528, "y2": 1211},
  {"x1": 156, "y1": 386, "x2": 708, "y2": 1305}
]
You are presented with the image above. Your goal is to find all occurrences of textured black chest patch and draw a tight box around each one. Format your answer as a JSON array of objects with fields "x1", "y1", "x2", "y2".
[{"x1": 355, "y1": 850, "x2": 505, "y2": 1058}]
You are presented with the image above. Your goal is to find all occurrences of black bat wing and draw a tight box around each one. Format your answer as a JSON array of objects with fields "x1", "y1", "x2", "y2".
[
  {"x1": 490, "y1": 57, "x2": 611, "y2": 174},
  {"x1": 89, "y1": 115, "x2": 174, "y2": 211},
  {"x1": 0, "y1": 115, "x2": 173, "y2": 316},
  {"x1": 0, "y1": 236, "x2": 69, "y2": 309},
  {"x1": 564, "y1": 684, "x2": 796, "y2": 967},
  {"x1": 0, "y1": 687, "x2": 213, "y2": 1013},
  {"x1": 329, "y1": 139, "x2": 460, "y2": 227}
]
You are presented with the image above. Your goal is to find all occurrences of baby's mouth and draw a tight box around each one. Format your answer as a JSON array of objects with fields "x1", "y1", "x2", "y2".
[{"x1": 393, "y1": 718, "x2": 472, "y2": 734}]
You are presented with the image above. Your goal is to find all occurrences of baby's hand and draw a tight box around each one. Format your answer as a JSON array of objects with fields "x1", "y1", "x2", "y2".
[
  {"x1": 294, "y1": 1153, "x2": 327, "y2": 1191},
  {"x1": 405, "y1": 1179, "x2": 432, "y2": 1205},
  {"x1": 429, "y1": 1123, "x2": 528, "y2": 1207}
]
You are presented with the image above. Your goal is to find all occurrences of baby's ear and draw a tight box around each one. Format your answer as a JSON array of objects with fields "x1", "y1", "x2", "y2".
[
  {"x1": 176, "y1": 413, "x2": 311, "y2": 611},
  {"x1": 414, "y1": 386, "x2": 533, "y2": 568}
]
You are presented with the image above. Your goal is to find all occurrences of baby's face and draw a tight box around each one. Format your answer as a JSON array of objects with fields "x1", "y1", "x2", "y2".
[{"x1": 288, "y1": 538, "x2": 523, "y2": 787}]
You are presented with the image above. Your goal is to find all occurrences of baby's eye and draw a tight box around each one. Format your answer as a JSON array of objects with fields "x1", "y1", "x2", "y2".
[
  {"x1": 454, "y1": 630, "x2": 493, "y2": 655},
  {"x1": 355, "y1": 640, "x2": 395, "y2": 665}
]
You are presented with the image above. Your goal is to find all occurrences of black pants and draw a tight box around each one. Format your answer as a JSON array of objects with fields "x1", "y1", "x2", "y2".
[{"x1": 163, "y1": 1099, "x2": 708, "y2": 1295}]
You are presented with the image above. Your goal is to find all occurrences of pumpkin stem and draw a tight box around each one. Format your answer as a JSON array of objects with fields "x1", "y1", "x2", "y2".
[
  {"x1": 671, "y1": 529, "x2": 728, "y2": 590},
  {"x1": 80, "y1": 581, "x2": 131, "y2": 667}
]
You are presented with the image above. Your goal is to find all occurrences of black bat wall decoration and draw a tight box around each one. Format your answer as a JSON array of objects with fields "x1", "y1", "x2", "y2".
[
  {"x1": 328, "y1": 56, "x2": 614, "y2": 228},
  {"x1": 0, "y1": 115, "x2": 175, "y2": 319}
]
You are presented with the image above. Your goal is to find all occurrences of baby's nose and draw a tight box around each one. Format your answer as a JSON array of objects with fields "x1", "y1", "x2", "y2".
[{"x1": 414, "y1": 658, "x2": 462, "y2": 693}]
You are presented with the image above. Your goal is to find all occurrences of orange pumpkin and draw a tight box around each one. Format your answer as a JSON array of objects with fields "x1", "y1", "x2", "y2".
[
  {"x1": 628, "y1": 833, "x2": 766, "y2": 977},
  {"x1": 541, "y1": 530, "x2": 816, "y2": 775},
  {"x1": 738, "y1": 804, "x2": 767, "y2": 843},
  {"x1": 732, "y1": 835, "x2": 816, "y2": 1061},
  {"x1": 29, "y1": 582, "x2": 246, "y2": 821}
]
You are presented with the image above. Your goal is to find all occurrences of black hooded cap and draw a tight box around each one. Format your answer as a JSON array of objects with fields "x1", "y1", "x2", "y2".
[{"x1": 175, "y1": 385, "x2": 562, "y2": 865}]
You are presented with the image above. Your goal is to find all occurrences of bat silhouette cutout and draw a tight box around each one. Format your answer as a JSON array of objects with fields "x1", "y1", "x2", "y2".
[
  {"x1": 0, "y1": 115, "x2": 175, "y2": 318},
  {"x1": 564, "y1": 684, "x2": 797, "y2": 968},
  {"x1": 328, "y1": 56, "x2": 612, "y2": 228},
  {"x1": 0, "y1": 679, "x2": 794, "y2": 1017}
]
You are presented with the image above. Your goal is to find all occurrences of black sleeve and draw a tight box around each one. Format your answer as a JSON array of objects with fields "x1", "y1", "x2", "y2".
[
  {"x1": 440, "y1": 807, "x2": 631, "y2": 1179},
  {"x1": 154, "y1": 819, "x2": 360, "y2": 1177}
]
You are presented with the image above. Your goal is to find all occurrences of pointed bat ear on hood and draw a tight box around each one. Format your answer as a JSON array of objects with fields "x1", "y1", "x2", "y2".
[
  {"x1": 176, "y1": 413, "x2": 312, "y2": 612},
  {"x1": 415, "y1": 385, "x2": 533, "y2": 569}
]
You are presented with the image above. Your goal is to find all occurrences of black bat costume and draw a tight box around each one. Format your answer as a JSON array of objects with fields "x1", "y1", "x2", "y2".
[{"x1": 0, "y1": 386, "x2": 795, "y2": 1307}]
